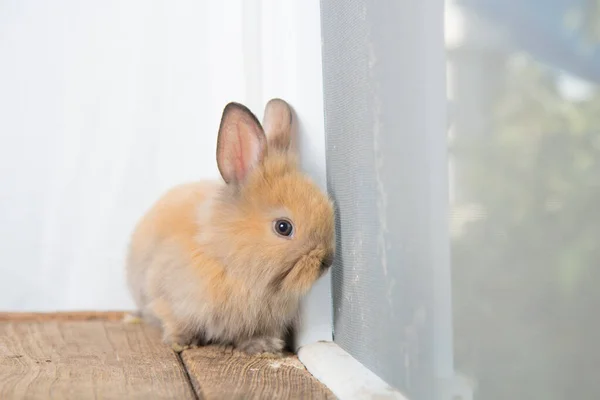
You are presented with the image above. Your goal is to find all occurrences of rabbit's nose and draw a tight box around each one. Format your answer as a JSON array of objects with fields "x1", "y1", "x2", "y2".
[{"x1": 320, "y1": 253, "x2": 334, "y2": 272}]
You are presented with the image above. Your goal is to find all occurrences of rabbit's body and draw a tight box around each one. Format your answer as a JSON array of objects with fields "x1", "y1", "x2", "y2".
[{"x1": 126, "y1": 99, "x2": 334, "y2": 354}]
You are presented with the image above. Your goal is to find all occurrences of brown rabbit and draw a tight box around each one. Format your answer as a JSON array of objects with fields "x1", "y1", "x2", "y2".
[{"x1": 126, "y1": 99, "x2": 335, "y2": 354}]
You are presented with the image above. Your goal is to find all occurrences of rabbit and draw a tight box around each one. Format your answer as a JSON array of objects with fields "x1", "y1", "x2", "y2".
[{"x1": 126, "y1": 98, "x2": 335, "y2": 355}]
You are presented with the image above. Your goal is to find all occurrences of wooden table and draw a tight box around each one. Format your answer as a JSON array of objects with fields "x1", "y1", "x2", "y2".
[{"x1": 0, "y1": 312, "x2": 335, "y2": 399}]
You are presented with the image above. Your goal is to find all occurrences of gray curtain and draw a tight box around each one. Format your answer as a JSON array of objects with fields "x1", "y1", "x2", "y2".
[{"x1": 320, "y1": 1, "x2": 451, "y2": 400}]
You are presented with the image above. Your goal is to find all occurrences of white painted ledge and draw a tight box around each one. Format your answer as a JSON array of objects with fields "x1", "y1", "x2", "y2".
[{"x1": 298, "y1": 341, "x2": 409, "y2": 400}]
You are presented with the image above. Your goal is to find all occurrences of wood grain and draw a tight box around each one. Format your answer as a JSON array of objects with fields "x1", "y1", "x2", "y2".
[
  {"x1": 181, "y1": 345, "x2": 336, "y2": 400},
  {"x1": 0, "y1": 319, "x2": 195, "y2": 399},
  {"x1": 0, "y1": 311, "x2": 126, "y2": 322}
]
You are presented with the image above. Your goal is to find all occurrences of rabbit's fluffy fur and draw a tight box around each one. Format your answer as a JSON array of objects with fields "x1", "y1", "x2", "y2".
[{"x1": 126, "y1": 99, "x2": 335, "y2": 354}]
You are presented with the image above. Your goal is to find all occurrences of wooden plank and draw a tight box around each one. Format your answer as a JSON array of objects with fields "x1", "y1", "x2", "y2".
[
  {"x1": 0, "y1": 318, "x2": 196, "y2": 399},
  {"x1": 0, "y1": 311, "x2": 126, "y2": 322},
  {"x1": 181, "y1": 345, "x2": 336, "y2": 400}
]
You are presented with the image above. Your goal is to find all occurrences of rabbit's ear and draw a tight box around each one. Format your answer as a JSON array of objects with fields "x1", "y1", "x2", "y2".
[
  {"x1": 217, "y1": 102, "x2": 267, "y2": 184},
  {"x1": 262, "y1": 98, "x2": 295, "y2": 153}
]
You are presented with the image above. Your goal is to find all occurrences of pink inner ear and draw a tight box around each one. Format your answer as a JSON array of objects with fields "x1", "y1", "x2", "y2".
[
  {"x1": 232, "y1": 119, "x2": 265, "y2": 182},
  {"x1": 234, "y1": 121, "x2": 251, "y2": 182},
  {"x1": 217, "y1": 106, "x2": 266, "y2": 184}
]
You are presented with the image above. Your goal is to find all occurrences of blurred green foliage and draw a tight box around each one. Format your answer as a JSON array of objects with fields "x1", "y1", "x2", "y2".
[{"x1": 450, "y1": 53, "x2": 600, "y2": 399}]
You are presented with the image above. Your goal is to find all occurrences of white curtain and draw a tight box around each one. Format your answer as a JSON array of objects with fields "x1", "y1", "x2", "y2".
[{"x1": 0, "y1": 0, "x2": 330, "y2": 343}]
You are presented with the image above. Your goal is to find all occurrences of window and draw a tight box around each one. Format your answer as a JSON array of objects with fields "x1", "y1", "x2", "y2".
[{"x1": 448, "y1": 1, "x2": 600, "y2": 399}]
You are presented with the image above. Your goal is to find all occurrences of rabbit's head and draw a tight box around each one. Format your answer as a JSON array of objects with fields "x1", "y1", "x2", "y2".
[{"x1": 199, "y1": 99, "x2": 335, "y2": 298}]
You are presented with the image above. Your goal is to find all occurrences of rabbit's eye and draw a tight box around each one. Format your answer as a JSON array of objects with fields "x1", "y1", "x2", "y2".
[{"x1": 273, "y1": 219, "x2": 294, "y2": 238}]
